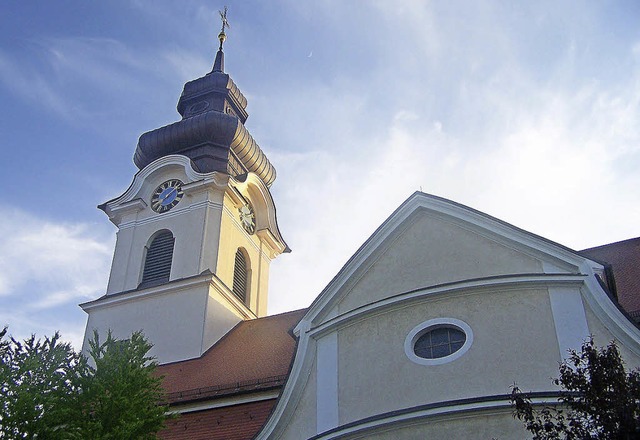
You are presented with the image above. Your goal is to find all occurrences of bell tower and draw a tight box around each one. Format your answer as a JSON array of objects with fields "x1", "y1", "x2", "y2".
[{"x1": 81, "y1": 16, "x2": 289, "y2": 364}]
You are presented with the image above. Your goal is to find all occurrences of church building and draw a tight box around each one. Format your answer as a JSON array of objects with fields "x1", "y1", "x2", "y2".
[{"x1": 80, "y1": 21, "x2": 640, "y2": 440}]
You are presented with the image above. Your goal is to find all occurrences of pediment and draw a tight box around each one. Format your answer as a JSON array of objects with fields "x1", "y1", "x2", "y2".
[
  {"x1": 299, "y1": 192, "x2": 604, "y2": 331},
  {"x1": 257, "y1": 192, "x2": 640, "y2": 440}
]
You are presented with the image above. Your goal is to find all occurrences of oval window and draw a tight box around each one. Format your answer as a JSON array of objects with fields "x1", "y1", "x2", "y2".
[
  {"x1": 414, "y1": 326, "x2": 466, "y2": 359},
  {"x1": 189, "y1": 101, "x2": 209, "y2": 114},
  {"x1": 404, "y1": 318, "x2": 473, "y2": 366}
]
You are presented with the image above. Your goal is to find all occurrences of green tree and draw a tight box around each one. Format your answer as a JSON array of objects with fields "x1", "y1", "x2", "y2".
[
  {"x1": 0, "y1": 328, "x2": 80, "y2": 439},
  {"x1": 73, "y1": 331, "x2": 169, "y2": 439},
  {"x1": 0, "y1": 328, "x2": 171, "y2": 439},
  {"x1": 511, "y1": 338, "x2": 640, "y2": 440}
]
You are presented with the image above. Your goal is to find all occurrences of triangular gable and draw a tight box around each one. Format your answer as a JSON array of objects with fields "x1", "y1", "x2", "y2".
[
  {"x1": 256, "y1": 192, "x2": 640, "y2": 440},
  {"x1": 296, "y1": 191, "x2": 604, "y2": 334}
]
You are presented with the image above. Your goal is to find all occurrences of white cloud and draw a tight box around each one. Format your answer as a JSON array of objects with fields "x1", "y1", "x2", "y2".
[
  {"x1": 266, "y1": 7, "x2": 640, "y2": 313},
  {"x1": 0, "y1": 37, "x2": 189, "y2": 128},
  {"x1": 4, "y1": 0, "x2": 640, "y2": 346},
  {"x1": 162, "y1": 49, "x2": 211, "y2": 83},
  {"x1": 0, "y1": 210, "x2": 111, "y2": 298},
  {"x1": 0, "y1": 50, "x2": 74, "y2": 121},
  {"x1": 0, "y1": 209, "x2": 113, "y2": 348}
]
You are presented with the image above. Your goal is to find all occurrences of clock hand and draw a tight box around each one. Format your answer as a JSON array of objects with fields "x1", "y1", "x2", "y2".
[{"x1": 162, "y1": 187, "x2": 177, "y2": 202}]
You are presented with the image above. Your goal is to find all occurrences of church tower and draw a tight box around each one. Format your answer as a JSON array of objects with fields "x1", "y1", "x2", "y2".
[{"x1": 81, "y1": 19, "x2": 288, "y2": 364}]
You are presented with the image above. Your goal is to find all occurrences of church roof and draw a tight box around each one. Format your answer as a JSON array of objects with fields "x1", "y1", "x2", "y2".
[
  {"x1": 160, "y1": 399, "x2": 275, "y2": 440},
  {"x1": 158, "y1": 308, "x2": 306, "y2": 404},
  {"x1": 582, "y1": 237, "x2": 640, "y2": 319}
]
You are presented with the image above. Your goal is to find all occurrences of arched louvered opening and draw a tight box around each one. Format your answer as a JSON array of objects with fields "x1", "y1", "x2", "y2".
[
  {"x1": 140, "y1": 230, "x2": 175, "y2": 288},
  {"x1": 232, "y1": 248, "x2": 249, "y2": 303}
]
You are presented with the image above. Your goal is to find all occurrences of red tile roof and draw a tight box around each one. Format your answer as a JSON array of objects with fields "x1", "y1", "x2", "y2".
[
  {"x1": 158, "y1": 308, "x2": 306, "y2": 403},
  {"x1": 582, "y1": 237, "x2": 640, "y2": 317},
  {"x1": 159, "y1": 399, "x2": 277, "y2": 440}
]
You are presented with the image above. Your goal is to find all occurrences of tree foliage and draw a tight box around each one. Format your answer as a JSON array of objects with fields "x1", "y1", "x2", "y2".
[
  {"x1": 0, "y1": 328, "x2": 171, "y2": 439},
  {"x1": 74, "y1": 331, "x2": 169, "y2": 439},
  {"x1": 0, "y1": 328, "x2": 80, "y2": 439},
  {"x1": 511, "y1": 338, "x2": 640, "y2": 440}
]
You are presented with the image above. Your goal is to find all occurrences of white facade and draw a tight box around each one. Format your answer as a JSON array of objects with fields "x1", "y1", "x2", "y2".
[
  {"x1": 81, "y1": 155, "x2": 287, "y2": 364},
  {"x1": 256, "y1": 192, "x2": 640, "y2": 439}
]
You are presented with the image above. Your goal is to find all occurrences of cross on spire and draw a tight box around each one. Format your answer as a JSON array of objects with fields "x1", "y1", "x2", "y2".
[{"x1": 218, "y1": 6, "x2": 230, "y2": 50}]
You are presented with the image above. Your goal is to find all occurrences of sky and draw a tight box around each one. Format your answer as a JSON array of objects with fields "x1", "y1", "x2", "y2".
[{"x1": 1, "y1": 1, "x2": 640, "y2": 349}]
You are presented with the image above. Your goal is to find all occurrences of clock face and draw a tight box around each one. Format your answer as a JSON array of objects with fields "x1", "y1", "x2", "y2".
[
  {"x1": 239, "y1": 203, "x2": 255, "y2": 234},
  {"x1": 151, "y1": 179, "x2": 184, "y2": 213}
]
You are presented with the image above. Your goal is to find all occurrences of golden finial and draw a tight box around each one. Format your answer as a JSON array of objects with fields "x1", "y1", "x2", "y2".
[{"x1": 218, "y1": 6, "x2": 230, "y2": 50}]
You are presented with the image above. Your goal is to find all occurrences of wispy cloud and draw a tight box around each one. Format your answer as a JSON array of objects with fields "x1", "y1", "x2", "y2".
[
  {"x1": 0, "y1": 208, "x2": 113, "y2": 347},
  {"x1": 266, "y1": 2, "x2": 640, "y2": 313},
  {"x1": 0, "y1": 50, "x2": 75, "y2": 120},
  {"x1": 0, "y1": 36, "x2": 198, "y2": 127},
  {"x1": 3, "y1": 1, "x2": 640, "y2": 342}
]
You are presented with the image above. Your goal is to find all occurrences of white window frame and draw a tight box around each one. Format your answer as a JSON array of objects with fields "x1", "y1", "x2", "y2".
[{"x1": 404, "y1": 318, "x2": 473, "y2": 366}]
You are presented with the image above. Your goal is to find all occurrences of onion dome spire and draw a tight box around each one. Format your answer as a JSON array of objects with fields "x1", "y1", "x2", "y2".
[
  {"x1": 133, "y1": 6, "x2": 277, "y2": 187},
  {"x1": 212, "y1": 6, "x2": 229, "y2": 73}
]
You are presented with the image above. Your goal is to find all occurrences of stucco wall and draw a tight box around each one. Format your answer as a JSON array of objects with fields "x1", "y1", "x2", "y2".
[
  {"x1": 106, "y1": 166, "x2": 225, "y2": 294},
  {"x1": 278, "y1": 354, "x2": 318, "y2": 440},
  {"x1": 103, "y1": 158, "x2": 277, "y2": 321},
  {"x1": 259, "y1": 196, "x2": 640, "y2": 440},
  {"x1": 84, "y1": 282, "x2": 211, "y2": 363},
  {"x1": 361, "y1": 408, "x2": 528, "y2": 440},
  {"x1": 83, "y1": 281, "x2": 244, "y2": 364},
  {"x1": 583, "y1": 301, "x2": 640, "y2": 368},
  {"x1": 217, "y1": 192, "x2": 272, "y2": 316},
  {"x1": 337, "y1": 213, "x2": 545, "y2": 314},
  {"x1": 336, "y1": 287, "x2": 560, "y2": 424}
]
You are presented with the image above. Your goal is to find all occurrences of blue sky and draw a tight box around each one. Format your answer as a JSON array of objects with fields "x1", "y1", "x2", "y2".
[{"x1": 2, "y1": 1, "x2": 640, "y2": 348}]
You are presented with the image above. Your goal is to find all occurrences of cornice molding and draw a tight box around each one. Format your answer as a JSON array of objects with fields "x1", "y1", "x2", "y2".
[
  {"x1": 209, "y1": 273, "x2": 257, "y2": 320},
  {"x1": 80, "y1": 271, "x2": 256, "y2": 321},
  {"x1": 117, "y1": 199, "x2": 223, "y2": 230},
  {"x1": 301, "y1": 192, "x2": 605, "y2": 328},
  {"x1": 309, "y1": 392, "x2": 560, "y2": 440},
  {"x1": 229, "y1": 173, "x2": 289, "y2": 254},
  {"x1": 306, "y1": 273, "x2": 585, "y2": 339},
  {"x1": 168, "y1": 389, "x2": 279, "y2": 415},
  {"x1": 80, "y1": 272, "x2": 215, "y2": 312},
  {"x1": 100, "y1": 155, "x2": 228, "y2": 225}
]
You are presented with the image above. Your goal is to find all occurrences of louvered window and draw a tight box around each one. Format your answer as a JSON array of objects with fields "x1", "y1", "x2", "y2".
[
  {"x1": 140, "y1": 231, "x2": 175, "y2": 288},
  {"x1": 232, "y1": 249, "x2": 248, "y2": 302}
]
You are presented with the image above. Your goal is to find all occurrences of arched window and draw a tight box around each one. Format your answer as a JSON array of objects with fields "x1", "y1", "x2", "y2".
[
  {"x1": 232, "y1": 248, "x2": 249, "y2": 303},
  {"x1": 140, "y1": 230, "x2": 175, "y2": 288}
]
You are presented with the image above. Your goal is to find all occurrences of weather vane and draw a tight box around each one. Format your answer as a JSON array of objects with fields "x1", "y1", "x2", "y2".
[{"x1": 218, "y1": 6, "x2": 230, "y2": 49}]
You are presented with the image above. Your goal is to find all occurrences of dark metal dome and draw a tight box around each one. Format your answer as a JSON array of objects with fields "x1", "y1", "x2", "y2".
[{"x1": 133, "y1": 46, "x2": 276, "y2": 187}]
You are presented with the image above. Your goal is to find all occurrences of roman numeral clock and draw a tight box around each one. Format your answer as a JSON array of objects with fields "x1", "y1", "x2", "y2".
[{"x1": 151, "y1": 179, "x2": 184, "y2": 213}]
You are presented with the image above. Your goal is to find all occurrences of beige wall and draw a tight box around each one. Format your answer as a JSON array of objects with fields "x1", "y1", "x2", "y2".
[
  {"x1": 259, "y1": 198, "x2": 640, "y2": 439},
  {"x1": 362, "y1": 409, "x2": 529, "y2": 440},
  {"x1": 584, "y1": 302, "x2": 640, "y2": 368},
  {"x1": 336, "y1": 287, "x2": 560, "y2": 425},
  {"x1": 216, "y1": 191, "x2": 272, "y2": 316},
  {"x1": 337, "y1": 213, "x2": 545, "y2": 314},
  {"x1": 278, "y1": 355, "x2": 318, "y2": 440},
  {"x1": 266, "y1": 206, "x2": 640, "y2": 438},
  {"x1": 271, "y1": 282, "x2": 640, "y2": 438}
]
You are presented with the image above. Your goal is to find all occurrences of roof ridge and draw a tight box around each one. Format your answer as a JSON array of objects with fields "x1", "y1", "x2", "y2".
[
  {"x1": 255, "y1": 308, "x2": 308, "y2": 321},
  {"x1": 581, "y1": 236, "x2": 640, "y2": 252}
]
